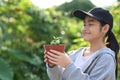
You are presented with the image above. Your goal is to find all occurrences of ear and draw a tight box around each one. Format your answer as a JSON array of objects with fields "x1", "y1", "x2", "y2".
[{"x1": 102, "y1": 24, "x2": 110, "y2": 33}]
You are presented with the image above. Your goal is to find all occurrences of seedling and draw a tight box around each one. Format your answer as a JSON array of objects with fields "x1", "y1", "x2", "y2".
[
  {"x1": 50, "y1": 36, "x2": 62, "y2": 45},
  {"x1": 44, "y1": 36, "x2": 65, "y2": 53}
]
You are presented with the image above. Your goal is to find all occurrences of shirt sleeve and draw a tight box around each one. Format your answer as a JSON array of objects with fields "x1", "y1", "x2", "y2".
[
  {"x1": 62, "y1": 53, "x2": 116, "y2": 80},
  {"x1": 46, "y1": 50, "x2": 78, "y2": 80},
  {"x1": 46, "y1": 64, "x2": 64, "y2": 80}
]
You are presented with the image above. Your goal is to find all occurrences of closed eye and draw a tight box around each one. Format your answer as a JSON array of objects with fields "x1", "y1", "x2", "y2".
[{"x1": 88, "y1": 24, "x2": 94, "y2": 26}]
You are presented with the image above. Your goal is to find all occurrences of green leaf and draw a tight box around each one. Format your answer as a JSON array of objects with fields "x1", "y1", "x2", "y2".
[
  {"x1": 7, "y1": 48, "x2": 42, "y2": 66},
  {"x1": 0, "y1": 58, "x2": 13, "y2": 80},
  {"x1": 50, "y1": 36, "x2": 62, "y2": 44}
]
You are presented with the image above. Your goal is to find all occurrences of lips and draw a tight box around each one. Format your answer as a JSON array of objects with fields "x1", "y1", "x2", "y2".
[{"x1": 82, "y1": 31, "x2": 90, "y2": 36}]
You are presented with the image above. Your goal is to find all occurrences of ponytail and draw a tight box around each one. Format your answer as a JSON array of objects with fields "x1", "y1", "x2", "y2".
[
  {"x1": 106, "y1": 30, "x2": 119, "y2": 78},
  {"x1": 106, "y1": 31, "x2": 119, "y2": 54}
]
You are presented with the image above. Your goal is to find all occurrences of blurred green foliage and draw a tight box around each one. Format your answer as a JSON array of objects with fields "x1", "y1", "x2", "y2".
[
  {"x1": 0, "y1": 0, "x2": 119, "y2": 80},
  {"x1": 56, "y1": 0, "x2": 95, "y2": 13}
]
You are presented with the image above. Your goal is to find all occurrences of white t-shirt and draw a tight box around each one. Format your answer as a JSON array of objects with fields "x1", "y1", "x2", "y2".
[{"x1": 74, "y1": 48, "x2": 92, "y2": 70}]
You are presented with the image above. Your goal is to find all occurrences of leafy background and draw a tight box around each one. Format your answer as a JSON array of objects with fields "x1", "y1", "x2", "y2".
[{"x1": 0, "y1": 0, "x2": 120, "y2": 80}]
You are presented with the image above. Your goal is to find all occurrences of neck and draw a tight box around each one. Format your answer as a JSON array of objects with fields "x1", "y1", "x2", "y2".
[{"x1": 89, "y1": 40, "x2": 106, "y2": 53}]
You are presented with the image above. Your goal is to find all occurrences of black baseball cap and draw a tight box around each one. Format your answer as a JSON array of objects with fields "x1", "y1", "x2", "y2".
[{"x1": 73, "y1": 7, "x2": 113, "y2": 30}]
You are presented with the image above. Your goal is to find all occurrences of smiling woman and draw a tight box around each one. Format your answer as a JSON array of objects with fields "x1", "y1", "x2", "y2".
[{"x1": 31, "y1": 0, "x2": 117, "y2": 9}]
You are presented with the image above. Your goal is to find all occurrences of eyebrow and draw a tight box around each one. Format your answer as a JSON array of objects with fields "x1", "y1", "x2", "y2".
[{"x1": 84, "y1": 19, "x2": 94, "y2": 23}]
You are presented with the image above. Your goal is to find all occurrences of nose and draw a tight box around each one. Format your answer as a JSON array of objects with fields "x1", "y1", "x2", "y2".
[{"x1": 82, "y1": 26, "x2": 88, "y2": 31}]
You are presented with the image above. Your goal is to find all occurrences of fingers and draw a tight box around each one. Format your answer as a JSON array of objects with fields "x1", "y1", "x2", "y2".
[
  {"x1": 44, "y1": 49, "x2": 64, "y2": 65},
  {"x1": 48, "y1": 51, "x2": 59, "y2": 58},
  {"x1": 44, "y1": 51, "x2": 58, "y2": 64},
  {"x1": 50, "y1": 49, "x2": 63, "y2": 56},
  {"x1": 46, "y1": 52, "x2": 58, "y2": 62},
  {"x1": 44, "y1": 50, "x2": 47, "y2": 54},
  {"x1": 48, "y1": 59, "x2": 57, "y2": 64}
]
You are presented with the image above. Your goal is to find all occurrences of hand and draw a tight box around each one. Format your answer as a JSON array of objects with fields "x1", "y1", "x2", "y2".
[
  {"x1": 44, "y1": 51, "x2": 56, "y2": 68},
  {"x1": 45, "y1": 49, "x2": 72, "y2": 68}
]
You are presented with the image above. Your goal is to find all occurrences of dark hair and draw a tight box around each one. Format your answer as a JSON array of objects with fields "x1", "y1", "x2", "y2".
[
  {"x1": 106, "y1": 31, "x2": 119, "y2": 54},
  {"x1": 106, "y1": 30, "x2": 119, "y2": 78},
  {"x1": 99, "y1": 21, "x2": 119, "y2": 54},
  {"x1": 100, "y1": 21, "x2": 119, "y2": 78}
]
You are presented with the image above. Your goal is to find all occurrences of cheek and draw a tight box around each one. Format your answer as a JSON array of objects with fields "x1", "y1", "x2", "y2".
[
  {"x1": 90, "y1": 26, "x2": 101, "y2": 34},
  {"x1": 83, "y1": 29, "x2": 99, "y2": 40},
  {"x1": 90, "y1": 29, "x2": 100, "y2": 37},
  {"x1": 90, "y1": 30, "x2": 104, "y2": 41}
]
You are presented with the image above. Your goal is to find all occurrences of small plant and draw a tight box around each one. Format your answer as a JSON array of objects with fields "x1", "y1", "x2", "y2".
[
  {"x1": 44, "y1": 36, "x2": 65, "y2": 53},
  {"x1": 50, "y1": 36, "x2": 62, "y2": 45}
]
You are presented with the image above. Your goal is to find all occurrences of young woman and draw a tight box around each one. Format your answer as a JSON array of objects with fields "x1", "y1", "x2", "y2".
[{"x1": 44, "y1": 7, "x2": 119, "y2": 80}]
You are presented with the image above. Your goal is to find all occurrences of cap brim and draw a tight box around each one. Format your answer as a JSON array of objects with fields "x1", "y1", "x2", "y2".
[{"x1": 73, "y1": 10, "x2": 94, "y2": 20}]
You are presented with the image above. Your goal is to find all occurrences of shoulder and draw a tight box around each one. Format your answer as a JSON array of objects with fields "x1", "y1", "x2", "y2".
[
  {"x1": 94, "y1": 47, "x2": 115, "y2": 59},
  {"x1": 90, "y1": 48, "x2": 116, "y2": 66},
  {"x1": 95, "y1": 48, "x2": 116, "y2": 66},
  {"x1": 99, "y1": 48, "x2": 115, "y2": 59},
  {"x1": 99, "y1": 53, "x2": 115, "y2": 63}
]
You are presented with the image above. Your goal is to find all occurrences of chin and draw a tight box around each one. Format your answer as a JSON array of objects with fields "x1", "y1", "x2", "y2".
[{"x1": 83, "y1": 38, "x2": 90, "y2": 42}]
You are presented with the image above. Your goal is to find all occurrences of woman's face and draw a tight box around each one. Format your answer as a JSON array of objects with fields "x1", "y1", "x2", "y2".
[{"x1": 82, "y1": 16, "x2": 105, "y2": 43}]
